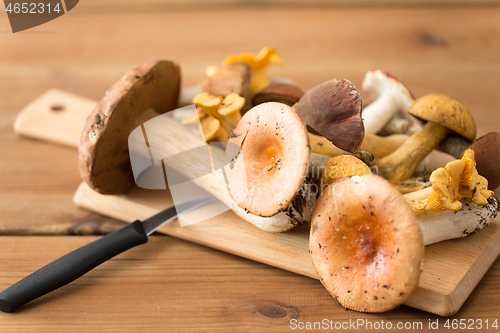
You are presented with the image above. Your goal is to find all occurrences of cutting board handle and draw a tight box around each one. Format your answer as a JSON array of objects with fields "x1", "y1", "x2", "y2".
[{"x1": 13, "y1": 89, "x2": 97, "y2": 148}]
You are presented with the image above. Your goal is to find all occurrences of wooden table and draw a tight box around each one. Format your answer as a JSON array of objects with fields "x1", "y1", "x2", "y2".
[{"x1": 1, "y1": 1, "x2": 500, "y2": 331}]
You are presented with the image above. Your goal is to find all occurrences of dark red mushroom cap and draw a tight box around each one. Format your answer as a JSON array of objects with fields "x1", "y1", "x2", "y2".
[{"x1": 294, "y1": 79, "x2": 364, "y2": 153}]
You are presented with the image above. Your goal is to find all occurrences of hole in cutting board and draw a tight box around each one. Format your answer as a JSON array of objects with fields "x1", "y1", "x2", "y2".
[{"x1": 50, "y1": 104, "x2": 65, "y2": 112}]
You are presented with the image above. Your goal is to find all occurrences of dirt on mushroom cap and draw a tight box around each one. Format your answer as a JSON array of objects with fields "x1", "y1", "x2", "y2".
[
  {"x1": 78, "y1": 60, "x2": 181, "y2": 194},
  {"x1": 310, "y1": 174, "x2": 424, "y2": 313},
  {"x1": 225, "y1": 102, "x2": 310, "y2": 217}
]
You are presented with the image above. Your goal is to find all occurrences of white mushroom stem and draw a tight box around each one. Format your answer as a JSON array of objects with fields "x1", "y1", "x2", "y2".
[
  {"x1": 418, "y1": 197, "x2": 498, "y2": 245},
  {"x1": 132, "y1": 113, "x2": 317, "y2": 232},
  {"x1": 362, "y1": 70, "x2": 418, "y2": 135}
]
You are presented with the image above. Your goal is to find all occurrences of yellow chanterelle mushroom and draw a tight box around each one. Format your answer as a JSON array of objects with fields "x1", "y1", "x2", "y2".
[
  {"x1": 223, "y1": 47, "x2": 283, "y2": 95},
  {"x1": 403, "y1": 149, "x2": 494, "y2": 215}
]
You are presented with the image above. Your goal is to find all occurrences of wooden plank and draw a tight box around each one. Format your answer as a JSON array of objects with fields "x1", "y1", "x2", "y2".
[
  {"x1": 1, "y1": 236, "x2": 498, "y2": 331},
  {"x1": 73, "y1": 181, "x2": 500, "y2": 316}
]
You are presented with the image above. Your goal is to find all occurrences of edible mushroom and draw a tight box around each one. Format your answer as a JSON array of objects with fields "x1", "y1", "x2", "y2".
[
  {"x1": 321, "y1": 155, "x2": 371, "y2": 189},
  {"x1": 201, "y1": 62, "x2": 252, "y2": 113},
  {"x1": 466, "y1": 132, "x2": 500, "y2": 190},
  {"x1": 252, "y1": 82, "x2": 304, "y2": 107},
  {"x1": 78, "y1": 60, "x2": 181, "y2": 194},
  {"x1": 361, "y1": 70, "x2": 420, "y2": 135},
  {"x1": 376, "y1": 93, "x2": 476, "y2": 183},
  {"x1": 310, "y1": 174, "x2": 498, "y2": 312},
  {"x1": 310, "y1": 175, "x2": 424, "y2": 312},
  {"x1": 223, "y1": 47, "x2": 283, "y2": 95},
  {"x1": 294, "y1": 79, "x2": 365, "y2": 153},
  {"x1": 225, "y1": 102, "x2": 311, "y2": 217}
]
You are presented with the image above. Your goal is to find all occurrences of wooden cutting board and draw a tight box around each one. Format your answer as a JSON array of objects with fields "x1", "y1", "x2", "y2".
[{"x1": 14, "y1": 89, "x2": 500, "y2": 316}]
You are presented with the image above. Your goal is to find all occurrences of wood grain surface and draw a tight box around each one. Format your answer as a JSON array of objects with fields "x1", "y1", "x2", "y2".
[{"x1": 1, "y1": 1, "x2": 500, "y2": 331}]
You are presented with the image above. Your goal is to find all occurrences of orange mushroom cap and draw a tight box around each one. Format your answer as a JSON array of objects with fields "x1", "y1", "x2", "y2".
[
  {"x1": 225, "y1": 102, "x2": 310, "y2": 217},
  {"x1": 310, "y1": 175, "x2": 424, "y2": 312}
]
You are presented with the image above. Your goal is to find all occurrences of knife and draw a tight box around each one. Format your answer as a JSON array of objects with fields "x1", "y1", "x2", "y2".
[{"x1": 0, "y1": 197, "x2": 214, "y2": 313}]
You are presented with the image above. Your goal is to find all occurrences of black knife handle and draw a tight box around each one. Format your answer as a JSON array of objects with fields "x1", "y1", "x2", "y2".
[{"x1": 0, "y1": 221, "x2": 148, "y2": 313}]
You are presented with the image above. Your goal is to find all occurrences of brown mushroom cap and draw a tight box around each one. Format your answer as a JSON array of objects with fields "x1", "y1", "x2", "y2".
[
  {"x1": 409, "y1": 93, "x2": 476, "y2": 141},
  {"x1": 78, "y1": 60, "x2": 181, "y2": 194},
  {"x1": 310, "y1": 174, "x2": 424, "y2": 312},
  {"x1": 467, "y1": 132, "x2": 500, "y2": 190},
  {"x1": 252, "y1": 82, "x2": 304, "y2": 107},
  {"x1": 202, "y1": 62, "x2": 250, "y2": 98},
  {"x1": 294, "y1": 79, "x2": 364, "y2": 153},
  {"x1": 225, "y1": 102, "x2": 310, "y2": 217}
]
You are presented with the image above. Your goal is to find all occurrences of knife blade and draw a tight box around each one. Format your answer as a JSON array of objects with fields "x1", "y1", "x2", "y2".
[{"x1": 0, "y1": 197, "x2": 214, "y2": 313}]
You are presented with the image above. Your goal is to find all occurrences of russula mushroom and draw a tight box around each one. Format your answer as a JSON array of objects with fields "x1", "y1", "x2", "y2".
[
  {"x1": 310, "y1": 175, "x2": 424, "y2": 313},
  {"x1": 252, "y1": 82, "x2": 304, "y2": 107},
  {"x1": 361, "y1": 70, "x2": 421, "y2": 135},
  {"x1": 78, "y1": 60, "x2": 181, "y2": 194},
  {"x1": 223, "y1": 47, "x2": 283, "y2": 95},
  {"x1": 129, "y1": 105, "x2": 317, "y2": 232},
  {"x1": 310, "y1": 174, "x2": 499, "y2": 313},
  {"x1": 225, "y1": 102, "x2": 311, "y2": 217},
  {"x1": 376, "y1": 93, "x2": 476, "y2": 183},
  {"x1": 294, "y1": 79, "x2": 365, "y2": 154}
]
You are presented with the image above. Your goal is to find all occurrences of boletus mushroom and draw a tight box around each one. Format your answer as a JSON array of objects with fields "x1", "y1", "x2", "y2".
[
  {"x1": 295, "y1": 79, "x2": 365, "y2": 154},
  {"x1": 252, "y1": 82, "x2": 304, "y2": 107},
  {"x1": 376, "y1": 93, "x2": 476, "y2": 183},
  {"x1": 78, "y1": 60, "x2": 181, "y2": 194},
  {"x1": 310, "y1": 175, "x2": 424, "y2": 312}
]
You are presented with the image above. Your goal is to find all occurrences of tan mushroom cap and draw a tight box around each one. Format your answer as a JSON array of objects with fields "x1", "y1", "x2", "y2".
[
  {"x1": 310, "y1": 175, "x2": 424, "y2": 313},
  {"x1": 78, "y1": 60, "x2": 181, "y2": 194},
  {"x1": 409, "y1": 93, "x2": 476, "y2": 141},
  {"x1": 225, "y1": 102, "x2": 310, "y2": 217}
]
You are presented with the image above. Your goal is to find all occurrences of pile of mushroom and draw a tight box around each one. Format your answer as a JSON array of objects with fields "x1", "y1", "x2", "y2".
[{"x1": 77, "y1": 50, "x2": 500, "y2": 314}]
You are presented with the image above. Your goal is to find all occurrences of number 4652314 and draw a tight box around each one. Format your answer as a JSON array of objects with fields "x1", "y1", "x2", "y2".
[
  {"x1": 5, "y1": 3, "x2": 61, "y2": 14},
  {"x1": 444, "y1": 319, "x2": 498, "y2": 330}
]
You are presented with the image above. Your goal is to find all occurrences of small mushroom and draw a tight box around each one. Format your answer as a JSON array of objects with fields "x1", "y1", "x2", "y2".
[
  {"x1": 376, "y1": 93, "x2": 476, "y2": 183},
  {"x1": 225, "y1": 102, "x2": 311, "y2": 217},
  {"x1": 321, "y1": 155, "x2": 371, "y2": 189},
  {"x1": 78, "y1": 60, "x2": 181, "y2": 194},
  {"x1": 361, "y1": 70, "x2": 421, "y2": 135},
  {"x1": 310, "y1": 175, "x2": 424, "y2": 313},
  {"x1": 199, "y1": 116, "x2": 229, "y2": 142},
  {"x1": 403, "y1": 149, "x2": 494, "y2": 215},
  {"x1": 295, "y1": 79, "x2": 365, "y2": 153},
  {"x1": 252, "y1": 82, "x2": 304, "y2": 107},
  {"x1": 201, "y1": 62, "x2": 251, "y2": 113},
  {"x1": 192, "y1": 92, "x2": 231, "y2": 132},
  {"x1": 223, "y1": 47, "x2": 283, "y2": 95},
  {"x1": 217, "y1": 93, "x2": 246, "y2": 128}
]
